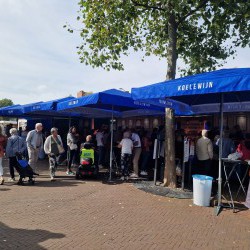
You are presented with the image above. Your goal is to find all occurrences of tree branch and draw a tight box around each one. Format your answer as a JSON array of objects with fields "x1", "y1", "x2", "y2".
[
  {"x1": 177, "y1": 0, "x2": 210, "y2": 25},
  {"x1": 131, "y1": 0, "x2": 165, "y2": 11}
]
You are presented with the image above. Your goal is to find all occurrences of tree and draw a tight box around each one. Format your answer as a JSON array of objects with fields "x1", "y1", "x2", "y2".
[
  {"x1": 68, "y1": 0, "x2": 250, "y2": 187},
  {"x1": 0, "y1": 99, "x2": 13, "y2": 108}
]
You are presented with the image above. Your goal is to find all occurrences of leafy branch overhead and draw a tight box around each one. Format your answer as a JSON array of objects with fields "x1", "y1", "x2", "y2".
[{"x1": 67, "y1": 0, "x2": 250, "y2": 77}]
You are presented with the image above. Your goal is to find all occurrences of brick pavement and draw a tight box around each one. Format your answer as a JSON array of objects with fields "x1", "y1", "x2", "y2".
[{"x1": 1, "y1": 157, "x2": 250, "y2": 250}]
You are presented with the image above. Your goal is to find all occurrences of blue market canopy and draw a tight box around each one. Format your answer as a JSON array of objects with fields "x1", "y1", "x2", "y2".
[
  {"x1": 57, "y1": 88, "x2": 190, "y2": 116},
  {"x1": 0, "y1": 97, "x2": 81, "y2": 118},
  {"x1": 132, "y1": 68, "x2": 250, "y2": 107},
  {"x1": 0, "y1": 104, "x2": 22, "y2": 116},
  {"x1": 0, "y1": 102, "x2": 43, "y2": 117},
  {"x1": 132, "y1": 67, "x2": 250, "y2": 216}
]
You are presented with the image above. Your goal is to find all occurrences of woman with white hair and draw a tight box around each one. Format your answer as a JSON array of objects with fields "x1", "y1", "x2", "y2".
[
  {"x1": 118, "y1": 131, "x2": 133, "y2": 181},
  {"x1": 44, "y1": 127, "x2": 64, "y2": 181},
  {"x1": 5, "y1": 128, "x2": 26, "y2": 182},
  {"x1": 0, "y1": 127, "x2": 7, "y2": 184}
]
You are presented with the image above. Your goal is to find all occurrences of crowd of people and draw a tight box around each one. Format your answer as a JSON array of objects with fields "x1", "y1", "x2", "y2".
[
  {"x1": 0, "y1": 121, "x2": 249, "y2": 209},
  {"x1": 0, "y1": 123, "x2": 158, "y2": 184}
]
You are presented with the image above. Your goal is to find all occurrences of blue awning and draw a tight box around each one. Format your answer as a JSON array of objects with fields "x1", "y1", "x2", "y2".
[
  {"x1": 132, "y1": 68, "x2": 250, "y2": 107},
  {"x1": 0, "y1": 97, "x2": 80, "y2": 118},
  {"x1": 57, "y1": 88, "x2": 190, "y2": 116}
]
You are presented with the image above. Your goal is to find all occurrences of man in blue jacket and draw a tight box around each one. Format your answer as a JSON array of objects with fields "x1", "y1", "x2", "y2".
[{"x1": 5, "y1": 128, "x2": 26, "y2": 181}]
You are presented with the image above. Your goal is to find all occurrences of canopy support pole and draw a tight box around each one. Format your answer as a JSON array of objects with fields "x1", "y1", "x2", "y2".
[
  {"x1": 68, "y1": 117, "x2": 71, "y2": 129},
  {"x1": 153, "y1": 138, "x2": 159, "y2": 185},
  {"x1": 109, "y1": 106, "x2": 114, "y2": 181},
  {"x1": 216, "y1": 93, "x2": 224, "y2": 216}
]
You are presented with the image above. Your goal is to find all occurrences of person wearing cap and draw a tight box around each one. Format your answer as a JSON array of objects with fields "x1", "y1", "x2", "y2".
[
  {"x1": 26, "y1": 123, "x2": 43, "y2": 172},
  {"x1": 196, "y1": 129, "x2": 213, "y2": 176},
  {"x1": 44, "y1": 127, "x2": 64, "y2": 181}
]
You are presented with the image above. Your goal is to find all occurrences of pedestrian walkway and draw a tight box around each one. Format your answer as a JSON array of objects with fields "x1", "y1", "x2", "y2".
[{"x1": 1, "y1": 158, "x2": 250, "y2": 249}]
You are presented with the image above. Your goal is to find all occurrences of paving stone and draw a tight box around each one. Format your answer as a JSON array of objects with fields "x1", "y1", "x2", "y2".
[{"x1": 0, "y1": 158, "x2": 250, "y2": 249}]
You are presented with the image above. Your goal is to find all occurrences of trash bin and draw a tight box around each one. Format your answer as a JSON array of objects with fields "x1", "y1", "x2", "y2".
[{"x1": 192, "y1": 174, "x2": 213, "y2": 207}]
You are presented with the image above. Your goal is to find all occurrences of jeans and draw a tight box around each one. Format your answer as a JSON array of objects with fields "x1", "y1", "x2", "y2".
[
  {"x1": 197, "y1": 159, "x2": 212, "y2": 176},
  {"x1": 98, "y1": 146, "x2": 105, "y2": 166},
  {"x1": 9, "y1": 156, "x2": 18, "y2": 179},
  {"x1": 141, "y1": 151, "x2": 151, "y2": 172},
  {"x1": 68, "y1": 149, "x2": 77, "y2": 169}
]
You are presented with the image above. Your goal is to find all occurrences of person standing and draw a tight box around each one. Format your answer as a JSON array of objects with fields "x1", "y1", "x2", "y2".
[
  {"x1": 0, "y1": 127, "x2": 7, "y2": 184},
  {"x1": 26, "y1": 123, "x2": 43, "y2": 173},
  {"x1": 96, "y1": 127, "x2": 105, "y2": 168},
  {"x1": 196, "y1": 129, "x2": 213, "y2": 176},
  {"x1": 217, "y1": 130, "x2": 235, "y2": 158},
  {"x1": 67, "y1": 126, "x2": 79, "y2": 175},
  {"x1": 131, "y1": 129, "x2": 142, "y2": 178},
  {"x1": 5, "y1": 128, "x2": 26, "y2": 182},
  {"x1": 236, "y1": 133, "x2": 250, "y2": 210},
  {"x1": 140, "y1": 132, "x2": 152, "y2": 176},
  {"x1": 44, "y1": 128, "x2": 64, "y2": 181},
  {"x1": 118, "y1": 131, "x2": 133, "y2": 180}
]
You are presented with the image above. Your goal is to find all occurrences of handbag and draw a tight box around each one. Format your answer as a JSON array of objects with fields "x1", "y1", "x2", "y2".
[
  {"x1": 51, "y1": 136, "x2": 65, "y2": 154},
  {"x1": 69, "y1": 143, "x2": 78, "y2": 150},
  {"x1": 57, "y1": 144, "x2": 65, "y2": 154}
]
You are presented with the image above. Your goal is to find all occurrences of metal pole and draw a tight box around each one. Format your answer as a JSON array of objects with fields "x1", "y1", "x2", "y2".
[
  {"x1": 153, "y1": 139, "x2": 159, "y2": 185},
  {"x1": 16, "y1": 117, "x2": 19, "y2": 130},
  {"x1": 109, "y1": 106, "x2": 114, "y2": 181},
  {"x1": 68, "y1": 117, "x2": 72, "y2": 129},
  {"x1": 181, "y1": 138, "x2": 187, "y2": 190},
  {"x1": 216, "y1": 93, "x2": 224, "y2": 215},
  {"x1": 181, "y1": 161, "x2": 185, "y2": 190}
]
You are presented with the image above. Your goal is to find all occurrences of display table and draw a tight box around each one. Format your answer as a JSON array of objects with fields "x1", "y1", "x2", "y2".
[{"x1": 221, "y1": 158, "x2": 249, "y2": 212}]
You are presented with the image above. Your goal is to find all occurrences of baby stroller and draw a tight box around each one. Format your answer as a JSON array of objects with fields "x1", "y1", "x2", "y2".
[{"x1": 15, "y1": 153, "x2": 39, "y2": 185}]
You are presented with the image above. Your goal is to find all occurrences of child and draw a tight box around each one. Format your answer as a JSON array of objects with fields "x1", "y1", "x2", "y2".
[{"x1": 118, "y1": 131, "x2": 133, "y2": 181}]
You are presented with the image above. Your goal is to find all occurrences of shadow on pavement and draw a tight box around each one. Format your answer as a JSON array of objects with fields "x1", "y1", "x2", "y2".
[
  {"x1": 0, "y1": 187, "x2": 11, "y2": 192},
  {"x1": 0, "y1": 222, "x2": 64, "y2": 250},
  {"x1": 134, "y1": 181, "x2": 193, "y2": 199}
]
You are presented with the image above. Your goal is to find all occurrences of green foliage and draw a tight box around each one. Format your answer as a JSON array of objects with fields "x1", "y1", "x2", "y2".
[
  {"x1": 0, "y1": 98, "x2": 13, "y2": 108},
  {"x1": 68, "y1": 0, "x2": 250, "y2": 76}
]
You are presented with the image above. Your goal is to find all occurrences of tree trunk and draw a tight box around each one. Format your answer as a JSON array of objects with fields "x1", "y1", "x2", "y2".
[
  {"x1": 163, "y1": 108, "x2": 176, "y2": 188},
  {"x1": 166, "y1": 14, "x2": 177, "y2": 80},
  {"x1": 163, "y1": 14, "x2": 178, "y2": 187}
]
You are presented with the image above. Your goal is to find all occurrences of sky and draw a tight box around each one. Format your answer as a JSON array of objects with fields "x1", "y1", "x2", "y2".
[{"x1": 0, "y1": 0, "x2": 249, "y2": 105}]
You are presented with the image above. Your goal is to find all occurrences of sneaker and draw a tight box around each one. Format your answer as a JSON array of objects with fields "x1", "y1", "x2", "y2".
[
  {"x1": 98, "y1": 165, "x2": 104, "y2": 169},
  {"x1": 130, "y1": 173, "x2": 139, "y2": 178},
  {"x1": 66, "y1": 171, "x2": 75, "y2": 175},
  {"x1": 140, "y1": 171, "x2": 148, "y2": 176},
  {"x1": 120, "y1": 176, "x2": 125, "y2": 181},
  {"x1": 8, "y1": 178, "x2": 15, "y2": 182},
  {"x1": 50, "y1": 177, "x2": 56, "y2": 181},
  {"x1": 125, "y1": 176, "x2": 129, "y2": 181}
]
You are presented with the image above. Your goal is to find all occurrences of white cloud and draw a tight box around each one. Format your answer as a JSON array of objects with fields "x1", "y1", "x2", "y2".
[{"x1": 0, "y1": 0, "x2": 249, "y2": 105}]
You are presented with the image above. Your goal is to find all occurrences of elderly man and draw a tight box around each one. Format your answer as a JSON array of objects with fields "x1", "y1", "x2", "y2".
[
  {"x1": 26, "y1": 123, "x2": 43, "y2": 172},
  {"x1": 196, "y1": 129, "x2": 213, "y2": 176}
]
